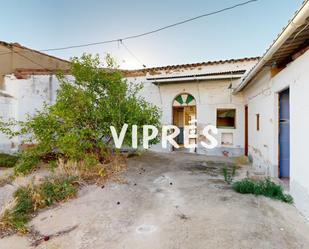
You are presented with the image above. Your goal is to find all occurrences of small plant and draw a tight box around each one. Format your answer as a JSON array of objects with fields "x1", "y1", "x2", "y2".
[
  {"x1": 232, "y1": 178, "x2": 293, "y2": 203},
  {"x1": 223, "y1": 165, "x2": 236, "y2": 184},
  {"x1": 0, "y1": 177, "x2": 77, "y2": 233},
  {"x1": 0, "y1": 153, "x2": 19, "y2": 168},
  {"x1": 14, "y1": 150, "x2": 40, "y2": 175}
]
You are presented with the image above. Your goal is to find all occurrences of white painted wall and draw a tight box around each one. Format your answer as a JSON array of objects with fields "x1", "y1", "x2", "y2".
[
  {"x1": 126, "y1": 60, "x2": 257, "y2": 155},
  {"x1": 243, "y1": 49, "x2": 309, "y2": 219},
  {"x1": 0, "y1": 60, "x2": 257, "y2": 157},
  {"x1": 0, "y1": 95, "x2": 17, "y2": 153},
  {"x1": 242, "y1": 68, "x2": 277, "y2": 175},
  {"x1": 3, "y1": 75, "x2": 60, "y2": 120},
  {"x1": 0, "y1": 74, "x2": 60, "y2": 153}
]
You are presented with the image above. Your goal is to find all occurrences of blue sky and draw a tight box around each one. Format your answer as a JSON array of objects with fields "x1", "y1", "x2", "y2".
[{"x1": 0, "y1": 0, "x2": 304, "y2": 69}]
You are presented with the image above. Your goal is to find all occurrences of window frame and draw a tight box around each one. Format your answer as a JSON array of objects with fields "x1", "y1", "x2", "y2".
[{"x1": 216, "y1": 108, "x2": 236, "y2": 129}]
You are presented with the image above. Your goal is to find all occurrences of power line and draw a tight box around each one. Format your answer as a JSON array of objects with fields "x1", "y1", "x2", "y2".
[
  {"x1": 0, "y1": 0, "x2": 258, "y2": 58},
  {"x1": 0, "y1": 0, "x2": 258, "y2": 70},
  {"x1": 120, "y1": 40, "x2": 147, "y2": 68},
  {"x1": 0, "y1": 50, "x2": 14, "y2": 56},
  {"x1": 14, "y1": 50, "x2": 51, "y2": 71},
  {"x1": 40, "y1": 0, "x2": 258, "y2": 52}
]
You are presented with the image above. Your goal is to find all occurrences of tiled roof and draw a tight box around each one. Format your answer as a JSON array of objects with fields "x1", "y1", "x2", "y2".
[
  {"x1": 0, "y1": 41, "x2": 70, "y2": 64},
  {"x1": 147, "y1": 69, "x2": 246, "y2": 82},
  {"x1": 123, "y1": 57, "x2": 259, "y2": 77},
  {"x1": 1, "y1": 41, "x2": 259, "y2": 78}
]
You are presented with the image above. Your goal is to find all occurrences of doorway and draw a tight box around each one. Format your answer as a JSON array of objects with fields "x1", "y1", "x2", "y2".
[
  {"x1": 279, "y1": 88, "x2": 290, "y2": 179},
  {"x1": 244, "y1": 105, "x2": 248, "y2": 156},
  {"x1": 172, "y1": 93, "x2": 196, "y2": 149}
]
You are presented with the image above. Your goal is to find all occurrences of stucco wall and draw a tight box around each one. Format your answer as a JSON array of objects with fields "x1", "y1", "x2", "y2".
[
  {"x1": 126, "y1": 60, "x2": 258, "y2": 156},
  {"x1": 156, "y1": 80, "x2": 245, "y2": 156},
  {"x1": 243, "y1": 49, "x2": 309, "y2": 219},
  {"x1": 3, "y1": 75, "x2": 60, "y2": 121},
  {"x1": 0, "y1": 95, "x2": 17, "y2": 153},
  {"x1": 0, "y1": 74, "x2": 60, "y2": 153},
  {"x1": 0, "y1": 59, "x2": 257, "y2": 157},
  {"x1": 242, "y1": 68, "x2": 277, "y2": 175}
]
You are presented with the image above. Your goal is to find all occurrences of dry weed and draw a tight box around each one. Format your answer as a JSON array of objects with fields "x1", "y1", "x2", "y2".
[
  {"x1": 0, "y1": 198, "x2": 17, "y2": 237},
  {"x1": 55, "y1": 154, "x2": 127, "y2": 185}
]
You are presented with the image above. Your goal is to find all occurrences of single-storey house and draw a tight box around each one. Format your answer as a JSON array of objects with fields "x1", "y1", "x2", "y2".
[
  {"x1": 0, "y1": 1, "x2": 309, "y2": 219},
  {"x1": 123, "y1": 57, "x2": 258, "y2": 155}
]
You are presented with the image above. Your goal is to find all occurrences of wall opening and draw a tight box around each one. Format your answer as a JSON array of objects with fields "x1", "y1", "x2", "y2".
[
  {"x1": 256, "y1": 114, "x2": 260, "y2": 131},
  {"x1": 216, "y1": 109, "x2": 236, "y2": 129},
  {"x1": 245, "y1": 105, "x2": 248, "y2": 156},
  {"x1": 172, "y1": 93, "x2": 196, "y2": 150},
  {"x1": 279, "y1": 88, "x2": 290, "y2": 180}
]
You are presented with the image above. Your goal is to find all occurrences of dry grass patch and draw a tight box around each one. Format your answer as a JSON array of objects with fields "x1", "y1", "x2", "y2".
[
  {"x1": 0, "y1": 175, "x2": 13, "y2": 187},
  {"x1": 55, "y1": 154, "x2": 127, "y2": 185},
  {"x1": 0, "y1": 153, "x2": 127, "y2": 237},
  {"x1": 0, "y1": 176, "x2": 77, "y2": 236}
]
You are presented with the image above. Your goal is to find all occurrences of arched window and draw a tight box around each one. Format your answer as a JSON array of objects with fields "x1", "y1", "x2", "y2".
[{"x1": 173, "y1": 93, "x2": 196, "y2": 107}]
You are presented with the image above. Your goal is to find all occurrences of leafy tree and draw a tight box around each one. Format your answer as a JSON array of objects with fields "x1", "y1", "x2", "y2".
[{"x1": 0, "y1": 54, "x2": 161, "y2": 174}]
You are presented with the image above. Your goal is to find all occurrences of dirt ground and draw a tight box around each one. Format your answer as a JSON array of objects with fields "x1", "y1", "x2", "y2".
[{"x1": 1, "y1": 151, "x2": 309, "y2": 249}]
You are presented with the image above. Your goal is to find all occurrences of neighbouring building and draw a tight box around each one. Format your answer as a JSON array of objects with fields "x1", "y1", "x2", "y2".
[
  {"x1": 0, "y1": 41, "x2": 70, "y2": 152},
  {"x1": 0, "y1": 1, "x2": 309, "y2": 219}
]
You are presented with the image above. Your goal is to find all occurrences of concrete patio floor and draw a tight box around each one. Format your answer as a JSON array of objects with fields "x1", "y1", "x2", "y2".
[{"x1": 1, "y1": 151, "x2": 309, "y2": 249}]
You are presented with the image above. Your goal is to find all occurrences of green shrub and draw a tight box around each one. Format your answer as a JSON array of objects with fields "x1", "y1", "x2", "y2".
[
  {"x1": 0, "y1": 153, "x2": 19, "y2": 168},
  {"x1": 232, "y1": 178, "x2": 293, "y2": 203},
  {"x1": 14, "y1": 152, "x2": 40, "y2": 175},
  {"x1": 0, "y1": 54, "x2": 161, "y2": 174},
  {"x1": 14, "y1": 147, "x2": 58, "y2": 175},
  {"x1": 2, "y1": 187, "x2": 34, "y2": 232},
  {"x1": 39, "y1": 177, "x2": 76, "y2": 206},
  {"x1": 0, "y1": 177, "x2": 77, "y2": 233}
]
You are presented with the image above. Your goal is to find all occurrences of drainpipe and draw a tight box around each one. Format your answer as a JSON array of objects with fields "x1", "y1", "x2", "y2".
[{"x1": 234, "y1": 1, "x2": 309, "y2": 93}]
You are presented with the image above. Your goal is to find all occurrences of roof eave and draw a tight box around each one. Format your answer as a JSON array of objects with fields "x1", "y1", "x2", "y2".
[
  {"x1": 151, "y1": 75, "x2": 243, "y2": 84},
  {"x1": 234, "y1": 0, "x2": 309, "y2": 93},
  {"x1": 123, "y1": 57, "x2": 259, "y2": 77}
]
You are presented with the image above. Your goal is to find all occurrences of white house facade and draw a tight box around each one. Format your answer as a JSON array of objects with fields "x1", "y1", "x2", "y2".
[
  {"x1": 1, "y1": 1, "x2": 309, "y2": 219},
  {"x1": 124, "y1": 58, "x2": 258, "y2": 155}
]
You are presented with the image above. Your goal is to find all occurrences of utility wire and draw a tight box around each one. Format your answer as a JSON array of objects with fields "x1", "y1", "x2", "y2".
[
  {"x1": 0, "y1": 0, "x2": 258, "y2": 70},
  {"x1": 39, "y1": 0, "x2": 258, "y2": 52},
  {"x1": 120, "y1": 40, "x2": 147, "y2": 68},
  {"x1": 14, "y1": 50, "x2": 51, "y2": 71},
  {"x1": 16, "y1": 53, "x2": 45, "y2": 70}
]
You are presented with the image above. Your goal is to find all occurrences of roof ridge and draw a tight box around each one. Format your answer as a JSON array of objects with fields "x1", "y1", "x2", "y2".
[{"x1": 0, "y1": 41, "x2": 70, "y2": 64}]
